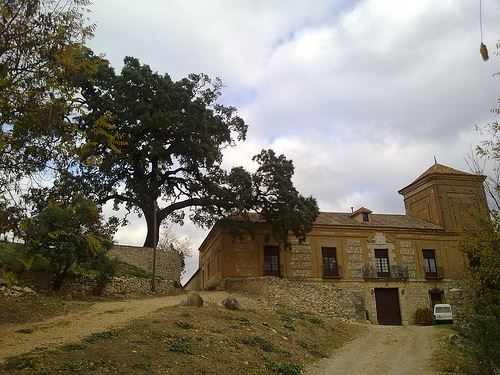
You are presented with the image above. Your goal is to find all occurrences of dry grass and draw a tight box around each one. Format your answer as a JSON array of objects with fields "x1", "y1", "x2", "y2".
[
  {"x1": 0, "y1": 300, "x2": 364, "y2": 374},
  {"x1": 0, "y1": 295, "x2": 92, "y2": 324}
]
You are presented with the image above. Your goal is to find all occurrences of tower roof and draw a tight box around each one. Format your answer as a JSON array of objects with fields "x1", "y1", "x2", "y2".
[
  {"x1": 398, "y1": 163, "x2": 484, "y2": 195},
  {"x1": 414, "y1": 163, "x2": 472, "y2": 181}
]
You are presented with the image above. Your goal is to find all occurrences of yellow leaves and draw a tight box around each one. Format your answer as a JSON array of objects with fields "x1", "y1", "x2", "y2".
[
  {"x1": 48, "y1": 229, "x2": 68, "y2": 240},
  {"x1": 92, "y1": 113, "x2": 127, "y2": 153},
  {"x1": 84, "y1": 233, "x2": 104, "y2": 256}
]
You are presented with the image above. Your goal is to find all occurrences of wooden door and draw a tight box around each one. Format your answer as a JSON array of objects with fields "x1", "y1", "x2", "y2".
[
  {"x1": 263, "y1": 246, "x2": 280, "y2": 277},
  {"x1": 375, "y1": 288, "x2": 402, "y2": 325}
]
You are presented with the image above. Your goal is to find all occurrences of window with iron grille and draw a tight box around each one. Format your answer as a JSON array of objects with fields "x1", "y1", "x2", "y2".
[
  {"x1": 375, "y1": 249, "x2": 390, "y2": 277},
  {"x1": 322, "y1": 247, "x2": 339, "y2": 277}
]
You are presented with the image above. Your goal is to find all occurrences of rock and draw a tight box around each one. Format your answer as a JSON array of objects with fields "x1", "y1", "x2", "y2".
[
  {"x1": 221, "y1": 296, "x2": 241, "y2": 311},
  {"x1": 11, "y1": 285, "x2": 23, "y2": 291},
  {"x1": 0, "y1": 279, "x2": 8, "y2": 287},
  {"x1": 23, "y1": 287, "x2": 36, "y2": 294},
  {"x1": 178, "y1": 292, "x2": 204, "y2": 307}
]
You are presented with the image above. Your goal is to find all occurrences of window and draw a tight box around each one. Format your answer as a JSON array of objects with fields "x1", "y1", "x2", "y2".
[
  {"x1": 362, "y1": 212, "x2": 369, "y2": 222},
  {"x1": 423, "y1": 249, "x2": 438, "y2": 277},
  {"x1": 263, "y1": 246, "x2": 280, "y2": 277},
  {"x1": 322, "y1": 247, "x2": 339, "y2": 277},
  {"x1": 375, "y1": 249, "x2": 390, "y2": 277}
]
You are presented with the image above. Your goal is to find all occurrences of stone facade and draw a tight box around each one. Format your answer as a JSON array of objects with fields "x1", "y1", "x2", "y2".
[
  {"x1": 224, "y1": 277, "x2": 365, "y2": 322},
  {"x1": 109, "y1": 244, "x2": 182, "y2": 285}
]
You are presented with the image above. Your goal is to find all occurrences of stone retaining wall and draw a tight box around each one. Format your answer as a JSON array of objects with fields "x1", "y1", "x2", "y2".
[
  {"x1": 60, "y1": 274, "x2": 180, "y2": 298},
  {"x1": 109, "y1": 245, "x2": 182, "y2": 284},
  {"x1": 224, "y1": 277, "x2": 366, "y2": 322}
]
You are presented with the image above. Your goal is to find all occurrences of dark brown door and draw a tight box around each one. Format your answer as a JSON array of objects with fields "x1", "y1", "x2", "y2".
[
  {"x1": 375, "y1": 288, "x2": 402, "y2": 325},
  {"x1": 263, "y1": 246, "x2": 280, "y2": 277}
]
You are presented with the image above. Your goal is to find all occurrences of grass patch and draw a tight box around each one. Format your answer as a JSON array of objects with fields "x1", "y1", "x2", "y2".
[
  {"x1": 308, "y1": 317, "x2": 325, "y2": 326},
  {"x1": 167, "y1": 341, "x2": 195, "y2": 355},
  {"x1": 15, "y1": 327, "x2": 34, "y2": 334},
  {"x1": 2, "y1": 356, "x2": 37, "y2": 370},
  {"x1": 268, "y1": 361, "x2": 302, "y2": 375},
  {"x1": 243, "y1": 335, "x2": 278, "y2": 353},
  {"x1": 83, "y1": 329, "x2": 122, "y2": 343},
  {"x1": 174, "y1": 321, "x2": 194, "y2": 330},
  {"x1": 61, "y1": 343, "x2": 87, "y2": 351}
]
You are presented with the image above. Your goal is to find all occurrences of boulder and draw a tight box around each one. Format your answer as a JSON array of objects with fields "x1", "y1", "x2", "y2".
[
  {"x1": 222, "y1": 296, "x2": 241, "y2": 311},
  {"x1": 179, "y1": 292, "x2": 204, "y2": 307}
]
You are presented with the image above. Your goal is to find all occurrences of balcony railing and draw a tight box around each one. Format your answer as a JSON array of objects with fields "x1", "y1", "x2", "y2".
[
  {"x1": 322, "y1": 265, "x2": 342, "y2": 279},
  {"x1": 362, "y1": 264, "x2": 409, "y2": 280},
  {"x1": 423, "y1": 267, "x2": 444, "y2": 279}
]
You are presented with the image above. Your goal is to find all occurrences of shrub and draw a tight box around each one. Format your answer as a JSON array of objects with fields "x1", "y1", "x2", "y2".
[
  {"x1": 91, "y1": 255, "x2": 117, "y2": 296},
  {"x1": 415, "y1": 307, "x2": 434, "y2": 325}
]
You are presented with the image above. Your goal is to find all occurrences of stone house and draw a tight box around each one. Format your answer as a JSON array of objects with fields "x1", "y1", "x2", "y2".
[{"x1": 189, "y1": 163, "x2": 487, "y2": 325}]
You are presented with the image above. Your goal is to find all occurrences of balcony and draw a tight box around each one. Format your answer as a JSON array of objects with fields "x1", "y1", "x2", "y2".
[
  {"x1": 322, "y1": 265, "x2": 342, "y2": 279},
  {"x1": 362, "y1": 264, "x2": 409, "y2": 280},
  {"x1": 423, "y1": 267, "x2": 444, "y2": 279}
]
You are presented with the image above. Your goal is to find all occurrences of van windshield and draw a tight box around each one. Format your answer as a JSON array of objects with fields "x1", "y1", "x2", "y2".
[{"x1": 436, "y1": 306, "x2": 451, "y2": 313}]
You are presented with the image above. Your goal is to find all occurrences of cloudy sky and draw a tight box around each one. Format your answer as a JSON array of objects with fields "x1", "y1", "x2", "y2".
[{"x1": 86, "y1": 0, "x2": 500, "y2": 283}]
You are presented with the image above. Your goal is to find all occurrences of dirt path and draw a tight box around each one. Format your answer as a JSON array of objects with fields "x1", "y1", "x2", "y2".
[
  {"x1": 0, "y1": 291, "x2": 229, "y2": 362},
  {"x1": 305, "y1": 325, "x2": 443, "y2": 375}
]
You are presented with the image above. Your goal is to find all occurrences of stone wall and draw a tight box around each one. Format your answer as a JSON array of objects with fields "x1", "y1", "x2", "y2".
[
  {"x1": 224, "y1": 277, "x2": 366, "y2": 322},
  {"x1": 109, "y1": 245, "x2": 182, "y2": 284},
  {"x1": 60, "y1": 274, "x2": 180, "y2": 298}
]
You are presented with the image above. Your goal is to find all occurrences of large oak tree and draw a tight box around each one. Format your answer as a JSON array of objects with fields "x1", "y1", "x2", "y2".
[{"x1": 77, "y1": 57, "x2": 319, "y2": 247}]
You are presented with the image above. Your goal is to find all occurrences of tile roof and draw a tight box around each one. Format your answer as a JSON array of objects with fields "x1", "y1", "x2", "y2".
[
  {"x1": 236, "y1": 211, "x2": 443, "y2": 231},
  {"x1": 414, "y1": 163, "x2": 472, "y2": 182},
  {"x1": 399, "y1": 163, "x2": 478, "y2": 194}
]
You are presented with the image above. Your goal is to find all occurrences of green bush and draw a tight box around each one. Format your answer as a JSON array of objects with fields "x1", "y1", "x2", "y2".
[
  {"x1": 91, "y1": 255, "x2": 117, "y2": 296},
  {"x1": 415, "y1": 307, "x2": 434, "y2": 325}
]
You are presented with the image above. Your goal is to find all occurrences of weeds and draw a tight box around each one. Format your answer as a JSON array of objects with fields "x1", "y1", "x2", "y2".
[
  {"x1": 268, "y1": 361, "x2": 302, "y2": 375},
  {"x1": 16, "y1": 327, "x2": 34, "y2": 334},
  {"x1": 243, "y1": 335, "x2": 278, "y2": 352},
  {"x1": 2, "y1": 356, "x2": 37, "y2": 370},
  {"x1": 174, "y1": 321, "x2": 194, "y2": 330},
  {"x1": 61, "y1": 343, "x2": 87, "y2": 351},
  {"x1": 308, "y1": 317, "x2": 325, "y2": 326},
  {"x1": 167, "y1": 341, "x2": 195, "y2": 355},
  {"x1": 83, "y1": 329, "x2": 121, "y2": 343}
]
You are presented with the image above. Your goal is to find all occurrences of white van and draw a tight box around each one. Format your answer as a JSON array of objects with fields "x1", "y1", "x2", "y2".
[{"x1": 433, "y1": 304, "x2": 453, "y2": 324}]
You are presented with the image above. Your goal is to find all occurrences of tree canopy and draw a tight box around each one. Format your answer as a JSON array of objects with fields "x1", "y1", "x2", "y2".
[
  {"x1": 0, "y1": 0, "x2": 112, "y2": 203},
  {"x1": 22, "y1": 194, "x2": 116, "y2": 291},
  {"x1": 75, "y1": 57, "x2": 319, "y2": 247}
]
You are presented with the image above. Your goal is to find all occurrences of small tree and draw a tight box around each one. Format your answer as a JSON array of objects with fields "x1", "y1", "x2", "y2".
[
  {"x1": 458, "y1": 212, "x2": 500, "y2": 374},
  {"x1": 22, "y1": 195, "x2": 116, "y2": 291}
]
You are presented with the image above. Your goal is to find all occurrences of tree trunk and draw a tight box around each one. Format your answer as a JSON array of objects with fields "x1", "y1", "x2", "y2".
[{"x1": 143, "y1": 202, "x2": 161, "y2": 248}]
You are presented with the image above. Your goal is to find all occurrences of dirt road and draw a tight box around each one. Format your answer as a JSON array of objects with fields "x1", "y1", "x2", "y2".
[
  {"x1": 305, "y1": 325, "x2": 443, "y2": 375},
  {"x1": 0, "y1": 291, "x2": 229, "y2": 361}
]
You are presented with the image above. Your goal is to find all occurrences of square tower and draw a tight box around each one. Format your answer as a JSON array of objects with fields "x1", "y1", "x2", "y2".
[{"x1": 398, "y1": 163, "x2": 488, "y2": 231}]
